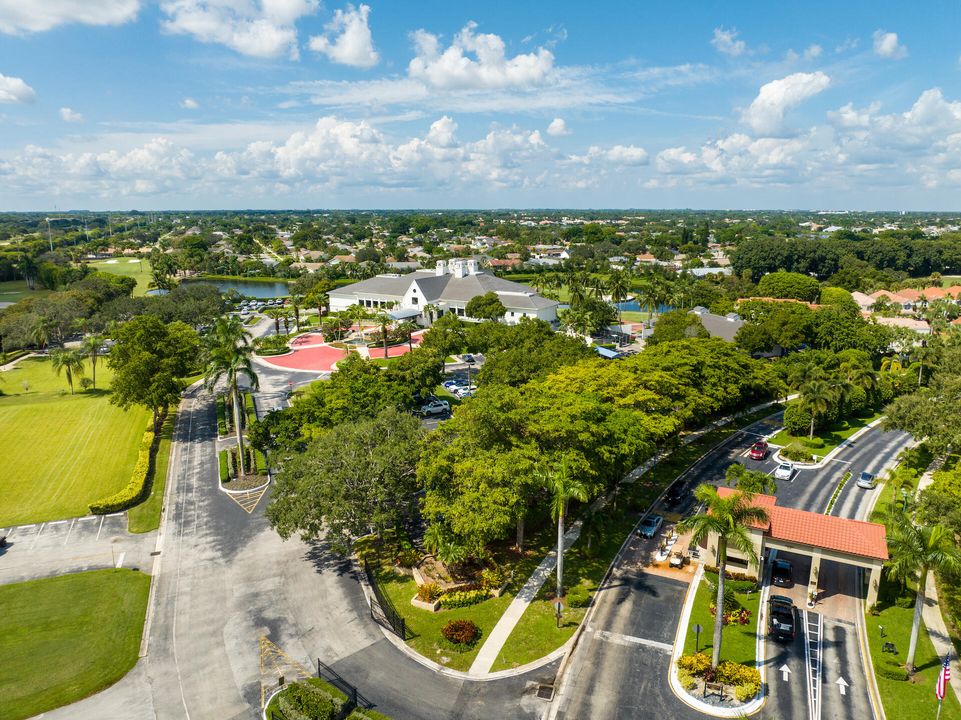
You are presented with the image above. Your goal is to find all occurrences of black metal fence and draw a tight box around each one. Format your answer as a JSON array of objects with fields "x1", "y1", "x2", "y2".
[
  {"x1": 317, "y1": 658, "x2": 375, "y2": 716},
  {"x1": 363, "y1": 558, "x2": 407, "y2": 639}
]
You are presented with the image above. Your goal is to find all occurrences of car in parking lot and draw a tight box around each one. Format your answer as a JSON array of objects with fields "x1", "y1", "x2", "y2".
[
  {"x1": 664, "y1": 481, "x2": 685, "y2": 505},
  {"x1": 749, "y1": 441, "x2": 769, "y2": 460},
  {"x1": 637, "y1": 514, "x2": 664, "y2": 539},
  {"x1": 768, "y1": 595, "x2": 798, "y2": 641},
  {"x1": 774, "y1": 462, "x2": 795, "y2": 481},
  {"x1": 418, "y1": 399, "x2": 450, "y2": 416},
  {"x1": 771, "y1": 558, "x2": 794, "y2": 588},
  {"x1": 452, "y1": 384, "x2": 477, "y2": 398},
  {"x1": 856, "y1": 471, "x2": 877, "y2": 489}
]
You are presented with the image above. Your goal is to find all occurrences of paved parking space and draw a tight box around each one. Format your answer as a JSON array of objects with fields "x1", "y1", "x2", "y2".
[{"x1": 0, "y1": 513, "x2": 155, "y2": 585}]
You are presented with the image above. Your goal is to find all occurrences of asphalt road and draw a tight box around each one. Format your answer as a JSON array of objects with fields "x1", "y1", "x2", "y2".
[
  {"x1": 38, "y1": 390, "x2": 558, "y2": 720},
  {"x1": 554, "y1": 414, "x2": 912, "y2": 720}
]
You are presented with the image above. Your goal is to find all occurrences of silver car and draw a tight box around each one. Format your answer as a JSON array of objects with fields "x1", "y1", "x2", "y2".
[{"x1": 856, "y1": 471, "x2": 877, "y2": 489}]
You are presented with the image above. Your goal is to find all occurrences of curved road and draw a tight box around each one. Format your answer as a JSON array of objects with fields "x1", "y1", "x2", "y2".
[
  {"x1": 39, "y1": 392, "x2": 557, "y2": 720},
  {"x1": 551, "y1": 415, "x2": 912, "y2": 720}
]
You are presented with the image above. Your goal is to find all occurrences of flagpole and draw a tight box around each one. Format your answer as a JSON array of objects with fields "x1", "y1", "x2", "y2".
[{"x1": 936, "y1": 698, "x2": 943, "y2": 720}]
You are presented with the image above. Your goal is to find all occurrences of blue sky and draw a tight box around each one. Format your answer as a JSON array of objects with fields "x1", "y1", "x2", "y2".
[{"x1": 1, "y1": 0, "x2": 960, "y2": 210}]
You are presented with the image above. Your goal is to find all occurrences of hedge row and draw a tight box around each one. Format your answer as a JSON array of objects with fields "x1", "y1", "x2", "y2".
[
  {"x1": 89, "y1": 419, "x2": 158, "y2": 514},
  {"x1": 439, "y1": 589, "x2": 489, "y2": 609},
  {"x1": 218, "y1": 449, "x2": 230, "y2": 483}
]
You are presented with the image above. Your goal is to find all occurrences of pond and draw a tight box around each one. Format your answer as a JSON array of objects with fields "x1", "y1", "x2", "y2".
[{"x1": 147, "y1": 278, "x2": 292, "y2": 298}]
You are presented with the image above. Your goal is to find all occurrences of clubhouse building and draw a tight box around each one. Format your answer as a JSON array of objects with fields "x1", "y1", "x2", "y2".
[{"x1": 328, "y1": 259, "x2": 559, "y2": 326}]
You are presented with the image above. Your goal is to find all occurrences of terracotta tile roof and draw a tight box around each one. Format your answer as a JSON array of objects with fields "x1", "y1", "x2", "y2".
[
  {"x1": 716, "y1": 487, "x2": 888, "y2": 561},
  {"x1": 736, "y1": 297, "x2": 823, "y2": 310},
  {"x1": 870, "y1": 289, "x2": 910, "y2": 303},
  {"x1": 896, "y1": 288, "x2": 924, "y2": 301}
]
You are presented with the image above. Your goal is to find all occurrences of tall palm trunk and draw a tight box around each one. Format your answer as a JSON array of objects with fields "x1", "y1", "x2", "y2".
[
  {"x1": 516, "y1": 515, "x2": 525, "y2": 552},
  {"x1": 712, "y1": 538, "x2": 727, "y2": 668},
  {"x1": 91, "y1": 354, "x2": 97, "y2": 390},
  {"x1": 556, "y1": 506, "x2": 566, "y2": 599},
  {"x1": 66, "y1": 369, "x2": 74, "y2": 394},
  {"x1": 906, "y1": 571, "x2": 927, "y2": 672},
  {"x1": 233, "y1": 384, "x2": 246, "y2": 476},
  {"x1": 809, "y1": 415, "x2": 816, "y2": 439}
]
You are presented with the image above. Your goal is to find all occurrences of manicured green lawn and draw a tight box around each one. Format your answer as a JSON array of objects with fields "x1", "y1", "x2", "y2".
[
  {"x1": 265, "y1": 678, "x2": 392, "y2": 719},
  {"x1": 89, "y1": 258, "x2": 152, "y2": 296},
  {"x1": 0, "y1": 358, "x2": 151, "y2": 526},
  {"x1": 0, "y1": 569, "x2": 151, "y2": 720},
  {"x1": 373, "y1": 566, "x2": 512, "y2": 672},
  {"x1": 770, "y1": 409, "x2": 883, "y2": 459},
  {"x1": 681, "y1": 572, "x2": 760, "y2": 665},
  {"x1": 0, "y1": 279, "x2": 51, "y2": 304},
  {"x1": 866, "y1": 577, "x2": 961, "y2": 720},
  {"x1": 127, "y1": 409, "x2": 177, "y2": 534}
]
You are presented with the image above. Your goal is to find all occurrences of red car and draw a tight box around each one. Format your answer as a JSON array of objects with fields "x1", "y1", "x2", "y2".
[{"x1": 749, "y1": 441, "x2": 769, "y2": 460}]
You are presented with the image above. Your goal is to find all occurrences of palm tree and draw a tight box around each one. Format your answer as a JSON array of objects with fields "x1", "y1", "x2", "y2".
[
  {"x1": 374, "y1": 310, "x2": 393, "y2": 357},
  {"x1": 880, "y1": 355, "x2": 903, "y2": 375},
  {"x1": 81, "y1": 334, "x2": 106, "y2": 390},
  {"x1": 542, "y1": 458, "x2": 589, "y2": 600},
  {"x1": 799, "y1": 378, "x2": 835, "y2": 439},
  {"x1": 886, "y1": 523, "x2": 961, "y2": 673},
  {"x1": 31, "y1": 316, "x2": 53, "y2": 350},
  {"x1": 17, "y1": 254, "x2": 38, "y2": 291},
  {"x1": 397, "y1": 320, "x2": 418, "y2": 351},
  {"x1": 423, "y1": 303, "x2": 440, "y2": 325},
  {"x1": 566, "y1": 275, "x2": 587, "y2": 311},
  {"x1": 204, "y1": 317, "x2": 259, "y2": 477},
  {"x1": 607, "y1": 270, "x2": 631, "y2": 325},
  {"x1": 290, "y1": 293, "x2": 304, "y2": 332},
  {"x1": 49, "y1": 348, "x2": 85, "y2": 394},
  {"x1": 911, "y1": 345, "x2": 938, "y2": 387},
  {"x1": 677, "y1": 485, "x2": 770, "y2": 669},
  {"x1": 264, "y1": 307, "x2": 285, "y2": 335}
]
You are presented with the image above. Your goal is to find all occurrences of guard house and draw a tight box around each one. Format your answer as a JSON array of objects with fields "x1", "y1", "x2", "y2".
[{"x1": 706, "y1": 488, "x2": 888, "y2": 606}]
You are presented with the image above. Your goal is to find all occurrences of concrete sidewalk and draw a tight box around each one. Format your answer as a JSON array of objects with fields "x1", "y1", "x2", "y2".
[
  {"x1": 468, "y1": 522, "x2": 582, "y2": 676},
  {"x1": 915, "y1": 458, "x2": 961, "y2": 702}
]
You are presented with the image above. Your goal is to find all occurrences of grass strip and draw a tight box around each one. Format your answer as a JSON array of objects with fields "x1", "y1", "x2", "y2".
[
  {"x1": 128, "y1": 409, "x2": 177, "y2": 533},
  {"x1": 0, "y1": 569, "x2": 151, "y2": 720}
]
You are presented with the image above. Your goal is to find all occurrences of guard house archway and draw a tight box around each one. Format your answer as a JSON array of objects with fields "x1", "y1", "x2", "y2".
[{"x1": 705, "y1": 488, "x2": 887, "y2": 606}]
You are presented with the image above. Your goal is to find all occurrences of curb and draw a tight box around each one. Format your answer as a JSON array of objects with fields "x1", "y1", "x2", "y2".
[
  {"x1": 770, "y1": 416, "x2": 886, "y2": 470},
  {"x1": 667, "y1": 563, "x2": 768, "y2": 717},
  {"x1": 353, "y1": 557, "x2": 572, "y2": 681}
]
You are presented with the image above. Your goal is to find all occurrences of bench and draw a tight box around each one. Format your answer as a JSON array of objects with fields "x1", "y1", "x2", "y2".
[{"x1": 704, "y1": 682, "x2": 724, "y2": 699}]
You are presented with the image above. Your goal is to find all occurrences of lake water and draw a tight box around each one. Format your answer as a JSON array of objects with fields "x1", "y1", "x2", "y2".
[{"x1": 148, "y1": 278, "x2": 292, "y2": 298}]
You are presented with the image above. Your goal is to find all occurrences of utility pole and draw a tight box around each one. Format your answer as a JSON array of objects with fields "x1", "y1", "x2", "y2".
[{"x1": 46, "y1": 218, "x2": 53, "y2": 251}]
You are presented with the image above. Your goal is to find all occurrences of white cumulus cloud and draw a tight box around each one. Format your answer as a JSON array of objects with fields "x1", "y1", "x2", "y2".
[
  {"x1": 0, "y1": 73, "x2": 35, "y2": 103},
  {"x1": 160, "y1": 0, "x2": 319, "y2": 59},
  {"x1": 547, "y1": 117, "x2": 570, "y2": 136},
  {"x1": 873, "y1": 30, "x2": 907, "y2": 60},
  {"x1": 181, "y1": 97, "x2": 200, "y2": 109},
  {"x1": 408, "y1": 21, "x2": 554, "y2": 90},
  {"x1": 710, "y1": 27, "x2": 745, "y2": 57},
  {"x1": 60, "y1": 107, "x2": 83, "y2": 122},
  {"x1": 309, "y1": 3, "x2": 378, "y2": 68},
  {"x1": 741, "y1": 71, "x2": 831, "y2": 135},
  {"x1": 0, "y1": 0, "x2": 140, "y2": 34}
]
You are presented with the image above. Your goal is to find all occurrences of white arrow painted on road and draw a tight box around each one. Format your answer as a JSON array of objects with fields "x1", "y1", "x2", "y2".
[
  {"x1": 780, "y1": 664, "x2": 792, "y2": 682},
  {"x1": 836, "y1": 676, "x2": 849, "y2": 696}
]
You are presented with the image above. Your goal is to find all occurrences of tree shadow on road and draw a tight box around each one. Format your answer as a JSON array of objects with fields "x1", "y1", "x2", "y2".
[{"x1": 303, "y1": 539, "x2": 359, "y2": 578}]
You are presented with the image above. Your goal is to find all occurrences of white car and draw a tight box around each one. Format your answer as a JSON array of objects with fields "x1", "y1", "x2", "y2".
[
  {"x1": 419, "y1": 399, "x2": 451, "y2": 416},
  {"x1": 452, "y1": 384, "x2": 477, "y2": 398},
  {"x1": 774, "y1": 462, "x2": 795, "y2": 481}
]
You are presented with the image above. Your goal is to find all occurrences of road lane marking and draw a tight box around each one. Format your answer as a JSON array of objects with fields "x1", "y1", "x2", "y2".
[
  {"x1": 836, "y1": 676, "x2": 849, "y2": 696},
  {"x1": 780, "y1": 664, "x2": 792, "y2": 682},
  {"x1": 804, "y1": 610, "x2": 824, "y2": 720},
  {"x1": 115, "y1": 551, "x2": 125, "y2": 568},
  {"x1": 591, "y1": 628, "x2": 674, "y2": 653}
]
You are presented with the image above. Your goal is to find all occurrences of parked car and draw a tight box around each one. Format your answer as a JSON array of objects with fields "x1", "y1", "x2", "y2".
[
  {"x1": 771, "y1": 559, "x2": 794, "y2": 588},
  {"x1": 637, "y1": 514, "x2": 664, "y2": 539},
  {"x1": 442, "y1": 380, "x2": 459, "y2": 390},
  {"x1": 749, "y1": 441, "x2": 769, "y2": 461},
  {"x1": 452, "y1": 384, "x2": 477, "y2": 398},
  {"x1": 768, "y1": 595, "x2": 797, "y2": 641},
  {"x1": 665, "y1": 481, "x2": 685, "y2": 505},
  {"x1": 418, "y1": 399, "x2": 450, "y2": 416},
  {"x1": 774, "y1": 462, "x2": 795, "y2": 481},
  {"x1": 463, "y1": 354, "x2": 476, "y2": 364},
  {"x1": 856, "y1": 471, "x2": 877, "y2": 489}
]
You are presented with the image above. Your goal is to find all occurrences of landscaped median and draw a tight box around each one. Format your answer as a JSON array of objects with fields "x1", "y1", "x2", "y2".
[
  {"x1": 362, "y1": 403, "x2": 782, "y2": 676},
  {"x1": 771, "y1": 408, "x2": 883, "y2": 464},
  {"x1": 264, "y1": 678, "x2": 391, "y2": 720}
]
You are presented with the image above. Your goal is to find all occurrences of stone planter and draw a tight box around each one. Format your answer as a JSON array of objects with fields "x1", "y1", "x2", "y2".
[
  {"x1": 411, "y1": 595, "x2": 442, "y2": 612},
  {"x1": 490, "y1": 580, "x2": 510, "y2": 598}
]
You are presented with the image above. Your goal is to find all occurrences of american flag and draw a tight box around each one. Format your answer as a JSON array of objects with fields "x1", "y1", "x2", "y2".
[{"x1": 936, "y1": 655, "x2": 951, "y2": 701}]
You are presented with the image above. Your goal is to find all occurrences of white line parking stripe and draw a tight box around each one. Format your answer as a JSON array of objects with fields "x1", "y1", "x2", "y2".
[
  {"x1": 96, "y1": 515, "x2": 105, "y2": 541},
  {"x1": 115, "y1": 552, "x2": 125, "y2": 568},
  {"x1": 63, "y1": 518, "x2": 76, "y2": 545}
]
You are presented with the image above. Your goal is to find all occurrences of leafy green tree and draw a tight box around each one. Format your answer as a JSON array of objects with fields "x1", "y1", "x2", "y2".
[
  {"x1": 756, "y1": 271, "x2": 821, "y2": 302},
  {"x1": 204, "y1": 316, "x2": 258, "y2": 476},
  {"x1": 677, "y1": 485, "x2": 769, "y2": 669},
  {"x1": 265, "y1": 408, "x2": 422, "y2": 554},
  {"x1": 886, "y1": 523, "x2": 961, "y2": 673},
  {"x1": 910, "y1": 345, "x2": 938, "y2": 387},
  {"x1": 108, "y1": 315, "x2": 199, "y2": 429},
  {"x1": 649, "y1": 309, "x2": 708, "y2": 345},
  {"x1": 543, "y1": 457, "x2": 590, "y2": 599},
  {"x1": 465, "y1": 292, "x2": 507, "y2": 321},
  {"x1": 50, "y1": 348, "x2": 85, "y2": 394}
]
